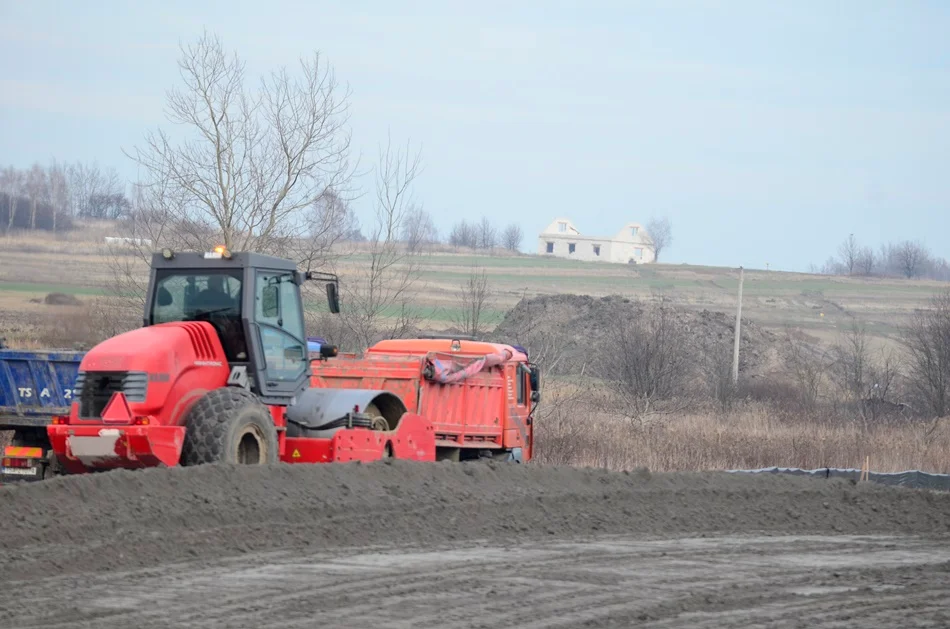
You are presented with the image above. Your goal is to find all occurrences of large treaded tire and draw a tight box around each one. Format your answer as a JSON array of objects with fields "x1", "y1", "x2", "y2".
[{"x1": 180, "y1": 387, "x2": 278, "y2": 466}]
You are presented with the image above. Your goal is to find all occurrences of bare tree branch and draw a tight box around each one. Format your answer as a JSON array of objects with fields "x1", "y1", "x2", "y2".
[
  {"x1": 837, "y1": 234, "x2": 858, "y2": 276},
  {"x1": 501, "y1": 223, "x2": 523, "y2": 253},
  {"x1": 902, "y1": 290, "x2": 950, "y2": 418},
  {"x1": 125, "y1": 31, "x2": 357, "y2": 264},
  {"x1": 454, "y1": 262, "x2": 495, "y2": 338},
  {"x1": 337, "y1": 134, "x2": 425, "y2": 350},
  {"x1": 401, "y1": 206, "x2": 438, "y2": 254}
]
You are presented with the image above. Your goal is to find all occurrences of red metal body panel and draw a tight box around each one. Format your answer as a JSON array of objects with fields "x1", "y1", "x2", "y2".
[
  {"x1": 311, "y1": 339, "x2": 534, "y2": 459},
  {"x1": 68, "y1": 322, "x2": 230, "y2": 428},
  {"x1": 48, "y1": 322, "x2": 229, "y2": 470},
  {"x1": 283, "y1": 412, "x2": 435, "y2": 463},
  {"x1": 48, "y1": 423, "x2": 186, "y2": 472}
]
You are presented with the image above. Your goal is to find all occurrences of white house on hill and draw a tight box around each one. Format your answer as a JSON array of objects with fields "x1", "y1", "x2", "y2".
[{"x1": 537, "y1": 218, "x2": 656, "y2": 264}]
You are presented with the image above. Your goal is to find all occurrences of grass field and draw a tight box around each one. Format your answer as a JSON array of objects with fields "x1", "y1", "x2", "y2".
[{"x1": 0, "y1": 221, "x2": 946, "y2": 348}]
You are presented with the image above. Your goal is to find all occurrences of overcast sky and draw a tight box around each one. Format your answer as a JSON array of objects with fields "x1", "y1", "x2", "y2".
[{"x1": 1, "y1": 1, "x2": 948, "y2": 271}]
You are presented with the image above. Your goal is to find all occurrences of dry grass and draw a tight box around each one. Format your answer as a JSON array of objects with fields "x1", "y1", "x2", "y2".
[{"x1": 535, "y1": 382, "x2": 950, "y2": 474}]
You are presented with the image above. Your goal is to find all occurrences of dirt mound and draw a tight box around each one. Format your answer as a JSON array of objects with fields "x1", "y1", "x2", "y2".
[
  {"x1": 1, "y1": 462, "x2": 948, "y2": 581},
  {"x1": 43, "y1": 292, "x2": 82, "y2": 306},
  {"x1": 492, "y1": 294, "x2": 780, "y2": 376}
]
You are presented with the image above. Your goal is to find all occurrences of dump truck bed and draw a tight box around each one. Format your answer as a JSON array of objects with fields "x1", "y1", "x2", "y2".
[
  {"x1": 0, "y1": 349, "x2": 84, "y2": 428},
  {"x1": 311, "y1": 339, "x2": 533, "y2": 456}
]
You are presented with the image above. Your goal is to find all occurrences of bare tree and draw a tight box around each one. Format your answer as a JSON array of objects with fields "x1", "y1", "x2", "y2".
[
  {"x1": 25, "y1": 164, "x2": 47, "y2": 230},
  {"x1": 698, "y1": 333, "x2": 737, "y2": 409},
  {"x1": 1, "y1": 167, "x2": 22, "y2": 233},
  {"x1": 339, "y1": 135, "x2": 424, "y2": 350},
  {"x1": 856, "y1": 246, "x2": 876, "y2": 276},
  {"x1": 784, "y1": 328, "x2": 827, "y2": 410},
  {"x1": 87, "y1": 193, "x2": 131, "y2": 220},
  {"x1": 126, "y1": 31, "x2": 354, "y2": 259},
  {"x1": 599, "y1": 301, "x2": 691, "y2": 421},
  {"x1": 288, "y1": 188, "x2": 359, "y2": 274},
  {"x1": 930, "y1": 257, "x2": 950, "y2": 283},
  {"x1": 831, "y1": 321, "x2": 870, "y2": 401},
  {"x1": 837, "y1": 234, "x2": 858, "y2": 276},
  {"x1": 449, "y1": 220, "x2": 477, "y2": 249},
  {"x1": 828, "y1": 320, "x2": 902, "y2": 426},
  {"x1": 47, "y1": 161, "x2": 69, "y2": 233},
  {"x1": 477, "y1": 216, "x2": 497, "y2": 251},
  {"x1": 894, "y1": 240, "x2": 929, "y2": 279},
  {"x1": 877, "y1": 243, "x2": 896, "y2": 276},
  {"x1": 902, "y1": 290, "x2": 950, "y2": 418},
  {"x1": 501, "y1": 223, "x2": 523, "y2": 252},
  {"x1": 645, "y1": 217, "x2": 672, "y2": 262},
  {"x1": 454, "y1": 262, "x2": 494, "y2": 338},
  {"x1": 401, "y1": 206, "x2": 438, "y2": 254},
  {"x1": 68, "y1": 162, "x2": 124, "y2": 219}
]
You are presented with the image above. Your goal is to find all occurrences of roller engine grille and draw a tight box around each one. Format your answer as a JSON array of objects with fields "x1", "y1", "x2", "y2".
[{"x1": 75, "y1": 371, "x2": 148, "y2": 419}]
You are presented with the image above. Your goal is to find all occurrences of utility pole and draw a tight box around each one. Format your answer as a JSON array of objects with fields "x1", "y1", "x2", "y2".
[{"x1": 732, "y1": 266, "x2": 744, "y2": 386}]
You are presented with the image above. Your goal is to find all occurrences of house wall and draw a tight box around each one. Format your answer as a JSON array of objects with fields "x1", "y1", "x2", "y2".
[
  {"x1": 607, "y1": 240, "x2": 655, "y2": 264},
  {"x1": 536, "y1": 235, "x2": 611, "y2": 262},
  {"x1": 537, "y1": 218, "x2": 656, "y2": 264}
]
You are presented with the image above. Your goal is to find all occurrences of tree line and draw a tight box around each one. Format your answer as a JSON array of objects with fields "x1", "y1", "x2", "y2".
[
  {"x1": 1, "y1": 158, "x2": 527, "y2": 255},
  {"x1": 815, "y1": 234, "x2": 950, "y2": 281},
  {"x1": 0, "y1": 161, "x2": 130, "y2": 233}
]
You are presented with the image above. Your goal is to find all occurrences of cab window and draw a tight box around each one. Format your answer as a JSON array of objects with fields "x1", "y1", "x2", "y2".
[
  {"x1": 151, "y1": 270, "x2": 246, "y2": 362},
  {"x1": 152, "y1": 271, "x2": 242, "y2": 324},
  {"x1": 255, "y1": 271, "x2": 306, "y2": 382},
  {"x1": 517, "y1": 364, "x2": 526, "y2": 405}
]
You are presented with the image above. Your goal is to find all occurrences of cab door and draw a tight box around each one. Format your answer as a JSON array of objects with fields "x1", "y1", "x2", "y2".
[
  {"x1": 504, "y1": 362, "x2": 532, "y2": 454},
  {"x1": 247, "y1": 269, "x2": 309, "y2": 404}
]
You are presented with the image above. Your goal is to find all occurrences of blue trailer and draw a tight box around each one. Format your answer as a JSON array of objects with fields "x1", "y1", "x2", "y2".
[{"x1": 0, "y1": 347, "x2": 84, "y2": 481}]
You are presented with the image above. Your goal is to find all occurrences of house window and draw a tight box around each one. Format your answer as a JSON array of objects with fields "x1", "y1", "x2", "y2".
[
  {"x1": 593, "y1": 245, "x2": 601, "y2": 256},
  {"x1": 568, "y1": 243, "x2": 576, "y2": 254},
  {"x1": 635, "y1": 247, "x2": 643, "y2": 258},
  {"x1": 546, "y1": 241, "x2": 554, "y2": 253},
  {"x1": 631, "y1": 226, "x2": 639, "y2": 237},
  {"x1": 558, "y1": 222, "x2": 567, "y2": 233}
]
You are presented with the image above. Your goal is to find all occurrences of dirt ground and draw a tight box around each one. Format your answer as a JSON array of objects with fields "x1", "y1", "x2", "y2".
[{"x1": 1, "y1": 461, "x2": 949, "y2": 628}]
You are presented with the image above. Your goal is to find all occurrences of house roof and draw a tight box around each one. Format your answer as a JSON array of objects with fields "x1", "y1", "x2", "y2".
[
  {"x1": 539, "y1": 218, "x2": 654, "y2": 248},
  {"x1": 539, "y1": 218, "x2": 581, "y2": 236}
]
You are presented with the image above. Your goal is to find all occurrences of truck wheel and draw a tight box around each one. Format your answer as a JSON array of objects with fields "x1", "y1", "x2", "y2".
[{"x1": 180, "y1": 387, "x2": 278, "y2": 466}]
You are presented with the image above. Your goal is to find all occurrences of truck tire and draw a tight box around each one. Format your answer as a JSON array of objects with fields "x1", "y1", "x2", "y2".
[{"x1": 180, "y1": 387, "x2": 278, "y2": 466}]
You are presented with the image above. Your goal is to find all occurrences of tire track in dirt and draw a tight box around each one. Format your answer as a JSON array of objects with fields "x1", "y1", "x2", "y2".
[{"x1": 2, "y1": 535, "x2": 949, "y2": 628}]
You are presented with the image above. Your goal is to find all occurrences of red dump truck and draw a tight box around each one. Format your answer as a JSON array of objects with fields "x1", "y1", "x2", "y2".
[{"x1": 42, "y1": 248, "x2": 539, "y2": 473}]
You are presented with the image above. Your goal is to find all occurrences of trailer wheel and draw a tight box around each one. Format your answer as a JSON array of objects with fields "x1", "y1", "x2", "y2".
[{"x1": 181, "y1": 387, "x2": 278, "y2": 466}]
